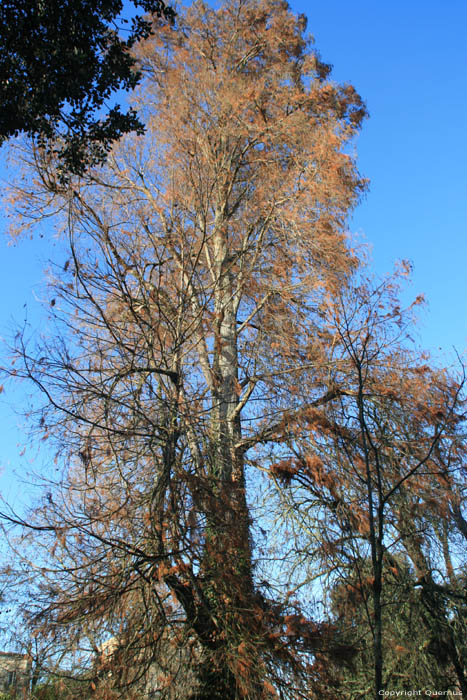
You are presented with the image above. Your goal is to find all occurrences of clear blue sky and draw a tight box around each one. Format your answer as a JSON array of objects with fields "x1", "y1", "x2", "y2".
[
  {"x1": 1, "y1": 0, "x2": 467, "y2": 499},
  {"x1": 296, "y1": 0, "x2": 467, "y2": 354}
]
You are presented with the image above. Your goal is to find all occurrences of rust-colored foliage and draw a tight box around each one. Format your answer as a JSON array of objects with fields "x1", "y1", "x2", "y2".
[
  {"x1": 0, "y1": 1, "x2": 368, "y2": 698},
  {"x1": 8, "y1": 2, "x2": 466, "y2": 699}
]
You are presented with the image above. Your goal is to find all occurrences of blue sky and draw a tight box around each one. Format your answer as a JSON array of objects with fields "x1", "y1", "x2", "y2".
[
  {"x1": 1, "y1": 0, "x2": 467, "y2": 499},
  {"x1": 297, "y1": 0, "x2": 467, "y2": 354}
]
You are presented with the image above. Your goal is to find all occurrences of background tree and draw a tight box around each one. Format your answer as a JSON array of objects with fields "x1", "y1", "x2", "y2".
[
  {"x1": 1, "y1": 1, "x2": 367, "y2": 698},
  {"x1": 327, "y1": 556, "x2": 462, "y2": 696},
  {"x1": 0, "y1": 0, "x2": 174, "y2": 176},
  {"x1": 264, "y1": 273, "x2": 467, "y2": 698}
]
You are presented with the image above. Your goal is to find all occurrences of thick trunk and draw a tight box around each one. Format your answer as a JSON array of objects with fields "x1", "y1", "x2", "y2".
[
  {"x1": 210, "y1": 230, "x2": 253, "y2": 580},
  {"x1": 190, "y1": 232, "x2": 256, "y2": 697}
]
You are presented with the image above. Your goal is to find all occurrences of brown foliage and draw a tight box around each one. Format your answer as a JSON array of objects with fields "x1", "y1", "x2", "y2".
[{"x1": 0, "y1": 1, "x2": 368, "y2": 698}]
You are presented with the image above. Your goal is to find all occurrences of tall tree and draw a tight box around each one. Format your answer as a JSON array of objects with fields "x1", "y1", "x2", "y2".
[
  {"x1": 0, "y1": 0, "x2": 174, "y2": 176},
  {"x1": 1, "y1": 1, "x2": 367, "y2": 698}
]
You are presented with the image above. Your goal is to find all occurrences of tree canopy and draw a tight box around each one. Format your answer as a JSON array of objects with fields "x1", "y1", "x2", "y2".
[
  {"x1": 0, "y1": 0, "x2": 174, "y2": 176},
  {"x1": 0, "y1": 1, "x2": 466, "y2": 699}
]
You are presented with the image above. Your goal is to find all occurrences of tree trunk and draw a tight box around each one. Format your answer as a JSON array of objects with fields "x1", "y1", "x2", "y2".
[{"x1": 192, "y1": 234, "x2": 256, "y2": 697}]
